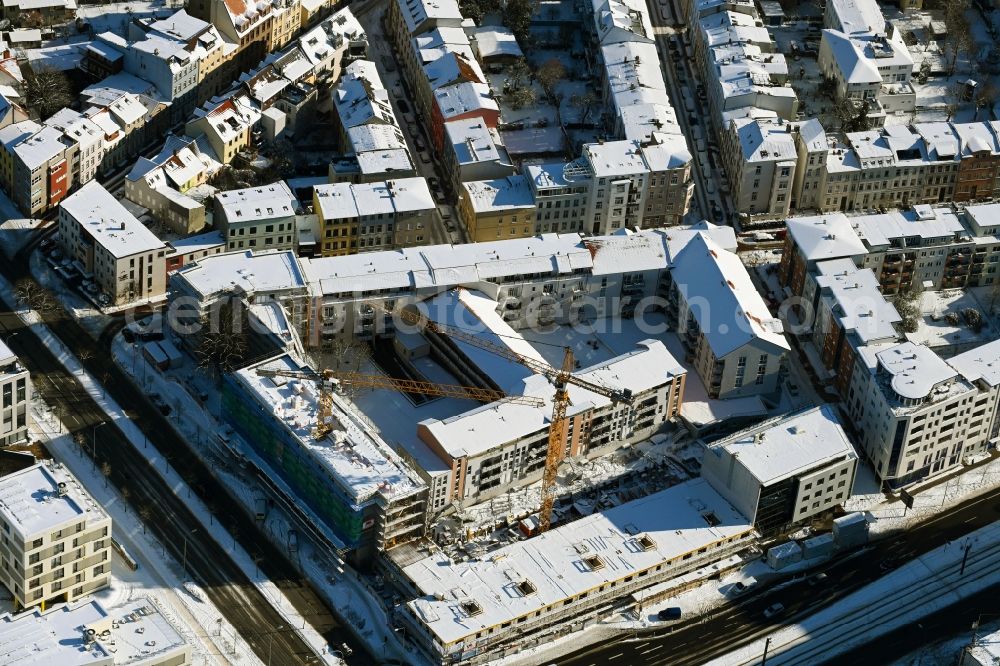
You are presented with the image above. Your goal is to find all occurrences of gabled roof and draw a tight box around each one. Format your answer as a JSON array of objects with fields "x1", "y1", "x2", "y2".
[{"x1": 671, "y1": 233, "x2": 789, "y2": 357}]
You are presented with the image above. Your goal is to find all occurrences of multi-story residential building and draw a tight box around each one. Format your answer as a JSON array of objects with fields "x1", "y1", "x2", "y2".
[
  {"x1": 43, "y1": 109, "x2": 106, "y2": 189},
  {"x1": 224, "y1": 352, "x2": 428, "y2": 562},
  {"x1": 0, "y1": 597, "x2": 192, "y2": 665},
  {"x1": 442, "y1": 116, "x2": 515, "y2": 196},
  {"x1": 0, "y1": 0, "x2": 73, "y2": 25},
  {"x1": 810, "y1": 259, "x2": 902, "y2": 396},
  {"x1": 125, "y1": 134, "x2": 215, "y2": 235},
  {"x1": 702, "y1": 405, "x2": 858, "y2": 533},
  {"x1": 164, "y1": 230, "x2": 226, "y2": 273},
  {"x1": 386, "y1": 0, "x2": 464, "y2": 68},
  {"x1": 582, "y1": 141, "x2": 649, "y2": 234},
  {"x1": 846, "y1": 341, "x2": 990, "y2": 487},
  {"x1": 949, "y1": 339, "x2": 1000, "y2": 452},
  {"x1": 297, "y1": 7, "x2": 367, "y2": 84},
  {"x1": 664, "y1": 232, "x2": 790, "y2": 399},
  {"x1": 312, "y1": 177, "x2": 435, "y2": 255},
  {"x1": 0, "y1": 462, "x2": 112, "y2": 610},
  {"x1": 458, "y1": 175, "x2": 536, "y2": 242},
  {"x1": 331, "y1": 60, "x2": 415, "y2": 183},
  {"x1": 524, "y1": 161, "x2": 592, "y2": 235},
  {"x1": 818, "y1": 0, "x2": 913, "y2": 113},
  {"x1": 187, "y1": 0, "x2": 274, "y2": 72},
  {"x1": 185, "y1": 93, "x2": 262, "y2": 164},
  {"x1": 792, "y1": 118, "x2": 830, "y2": 211},
  {"x1": 96, "y1": 30, "x2": 200, "y2": 124},
  {"x1": 170, "y1": 225, "x2": 769, "y2": 404},
  {"x1": 781, "y1": 204, "x2": 1000, "y2": 296},
  {"x1": 214, "y1": 181, "x2": 299, "y2": 252},
  {"x1": 136, "y1": 10, "x2": 238, "y2": 105},
  {"x1": 0, "y1": 340, "x2": 30, "y2": 447},
  {"x1": 58, "y1": 181, "x2": 168, "y2": 306},
  {"x1": 0, "y1": 118, "x2": 40, "y2": 198},
  {"x1": 429, "y1": 81, "x2": 500, "y2": 154},
  {"x1": 399, "y1": 478, "x2": 753, "y2": 665},
  {"x1": 269, "y1": 0, "x2": 301, "y2": 51},
  {"x1": 722, "y1": 117, "x2": 797, "y2": 218},
  {"x1": 952, "y1": 121, "x2": 1000, "y2": 203},
  {"x1": 11, "y1": 125, "x2": 71, "y2": 217}
]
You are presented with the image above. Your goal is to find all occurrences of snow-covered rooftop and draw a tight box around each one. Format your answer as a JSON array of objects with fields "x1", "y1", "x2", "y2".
[
  {"x1": 469, "y1": 26, "x2": 522, "y2": 60},
  {"x1": 815, "y1": 259, "x2": 901, "y2": 344},
  {"x1": 705, "y1": 405, "x2": 857, "y2": 486},
  {"x1": 172, "y1": 249, "x2": 306, "y2": 298},
  {"x1": 216, "y1": 181, "x2": 297, "y2": 223},
  {"x1": 394, "y1": 0, "x2": 463, "y2": 36},
  {"x1": 61, "y1": 182, "x2": 165, "y2": 259},
  {"x1": 852, "y1": 206, "x2": 964, "y2": 249},
  {"x1": 403, "y1": 478, "x2": 752, "y2": 647},
  {"x1": 670, "y1": 233, "x2": 789, "y2": 358},
  {"x1": 462, "y1": 175, "x2": 534, "y2": 213},
  {"x1": 237, "y1": 353, "x2": 422, "y2": 504},
  {"x1": 445, "y1": 117, "x2": 509, "y2": 167},
  {"x1": 0, "y1": 463, "x2": 108, "y2": 542},
  {"x1": 314, "y1": 178, "x2": 434, "y2": 221},
  {"x1": 948, "y1": 339, "x2": 1000, "y2": 388},
  {"x1": 875, "y1": 341, "x2": 959, "y2": 401},
  {"x1": 0, "y1": 597, "x2": 188, "y2": 665},
  {"x1": 583, "y1": 140, "x2": 648, "y2": 178},
  {"x1": 785, "y1": 212, "x2": 868, "y2": 262}
]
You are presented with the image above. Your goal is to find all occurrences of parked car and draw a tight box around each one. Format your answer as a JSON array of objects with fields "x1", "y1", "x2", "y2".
[
  {"x1": 807, "y1": 572, "x2": 828, "y2": 587},
  {"x1": 428, "y1": 177, "x2": 441, "y2": 190},
  {"x1": 397, "y1": 99, "x2": 410, "y2": 113},
  {"x1": 763, "y1": 603, "x2": 785, "y2": 619},
  {"x1": 657, "y1": 607, "x2": 682, "y2": 621}
]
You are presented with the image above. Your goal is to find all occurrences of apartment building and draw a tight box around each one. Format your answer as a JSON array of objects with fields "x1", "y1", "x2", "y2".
[
  {"x1": 187, "y1": 0, "x2": 274, "y2": 71},
  {"x1": 386, "y1": 0, "x2": 464, "y2": 72},
  {"x1": 458, "y1": 175, "x2": 536, "y2": 242},
  {"x1": 810, "y1": 259, "x2": 902, "y2": 396},
  {"x1": 0, "y1": 463, "x2": 112, "y2": 610},
  {"x1": 43, "y1": 109, "x2": 106, "y2": 189},
  {"x1": 780, "y1": 204, "x2": 1000, "y2": 297},
  {"x1": 313, "y1": 177, "x2": 435, "y2": 255},
  {"x1": 702, "y1": 405, "x2": 858, "y2": 533},
  {"x1": 415, "y1": 297, "x2": 686, "y2": 504},
  {"x1": 818, "y1": 0, "x2": 913, "y2": 112},
  {"x1": 0, "y1": 340, "x2": 29, "y2": 447},
  {"x1": 664, "y1": 233, "x2": 790, "y2": 399},
  {"x1": 443, "y1": 117, "x2": 515, "y2": 197},
  {"x1": 846, "y1": 341, "x2": 990, "y2": 487},
  {"x1": 137, "y1": 9, "x2": 238, "y2": 104},
  {"x1": 399, "y1": 478, "x2": 753, "y2": 665},
  {"x1": 524, "y1": 161, "x2": 591, "y2": 235},
  {"x1": 224, "y1": 353, "x2": 428, "y2": 561},
  {"x1": 96, "y1": 27, "x2": 200, "y2": 123},
  {"x1": 171, "y1": 225, "x2": 762, "y2": 394},
  {"x1": 0, "y1": 597, "x2": 192, "y2": 666},
  {"x1": 10, "y1": 125, "x2": 71, "y2": 217},
  {"x1": 297, "y1": 7, "x2": 368, "y2": 84},
  {"x1": 331, "y1": 60, "x2": 414, "y2": 182},
  {"x1": 125, "y1": 134, "x2": 215, "y2": 235},
  {"x1": 949, "y1": 339, "x2": 1000, "y2": 452},
  {"x1": 58, "y1": 182, "x2": 168, "y2": 306},
  {"x1": 214, "y1": 181, "x2": 299, "y2": 252},
  {"x1": 722, "y1": 117, "x2": 797, "y2": 218},
  {"x1": 185, "y1": 93, "x2": 262, "y2": 164}
]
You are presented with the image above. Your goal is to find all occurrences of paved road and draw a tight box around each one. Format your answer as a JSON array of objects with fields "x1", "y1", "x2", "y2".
[
  {"x1": 0, "y1": 242, "x2": 372, "y2": 662},
  {"x1": 557, "y1": 486, "x2": 1000, "y2": 665}
]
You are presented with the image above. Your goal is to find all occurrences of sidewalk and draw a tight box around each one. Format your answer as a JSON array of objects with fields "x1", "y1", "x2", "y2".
[{"x1": 0, "y1": 269, "x2": 342, "y2": 665}]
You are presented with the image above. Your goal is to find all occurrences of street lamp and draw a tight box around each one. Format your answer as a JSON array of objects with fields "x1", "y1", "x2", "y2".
[
  {"x1": 182, "y1": 528, "x2": 199, "y2": 572},
  {"x1": 91, "y1": 421, "x2": 108, "y2": 466}
]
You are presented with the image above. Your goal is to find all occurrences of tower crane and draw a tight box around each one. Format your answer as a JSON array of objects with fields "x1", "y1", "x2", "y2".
[
  {"x1": 254, "y1": 366, "x2": 545, "y2": 440},
  {"x1": 382, "y1": 297, "x2": 633, "y2": 532}
]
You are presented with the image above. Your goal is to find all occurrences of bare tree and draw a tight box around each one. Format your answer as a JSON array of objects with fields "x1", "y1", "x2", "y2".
[
  {"x1": 100, "y1": 461, "x2": 112, "y2": 488},
  {"x1": 121, "y1": 486, "x2": 131, "y2": 513},
  {"x1": 507, "y1": 86, "x2": 537, "y2": 110},
  {"x1": 974, "y1": 81, "x2": 999, "y2": 119},
  {"x1": 138, "y1": 504, "x2": 152, "y2": 533},
  {"x1": 23, "y1": 66, "x2": 74, "y2": 121},
  {"x1": 14, "y1": 278, "x2": 56, "y2": 313},
  {"x1": 196, "y1": 296, "x2": 250, "y2": 379},
  {"x1": 537, "y1": 58, "x2": 566, "y2": 101}
]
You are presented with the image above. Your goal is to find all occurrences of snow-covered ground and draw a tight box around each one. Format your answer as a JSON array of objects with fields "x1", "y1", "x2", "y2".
[
  {"x1": 0, "y1": 269, "x2": 345, "y2": 664},
  {"x1": 32, "y1": 414, "x2": 261, "y2": 666},
  {"x1": 110, "y1": 331, "x2": 413, "y2": 663}
]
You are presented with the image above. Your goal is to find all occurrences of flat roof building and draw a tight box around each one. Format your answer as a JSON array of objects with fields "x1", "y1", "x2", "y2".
[
  {"x1": 702, "y1": 405, "x2": 859, "y2": 532},
  {"x1": 0, "y1": 462, "x2": 112, "y2": 610},
  {"x1": 214, "y1": 181, "x2": 299, "y2": 253},
  {"x1": 0, "y1": 339, "x2": 30, "y2": 447},
  {"x1": 400, "y1": 478, "x2": 753, "y2": 664}
]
